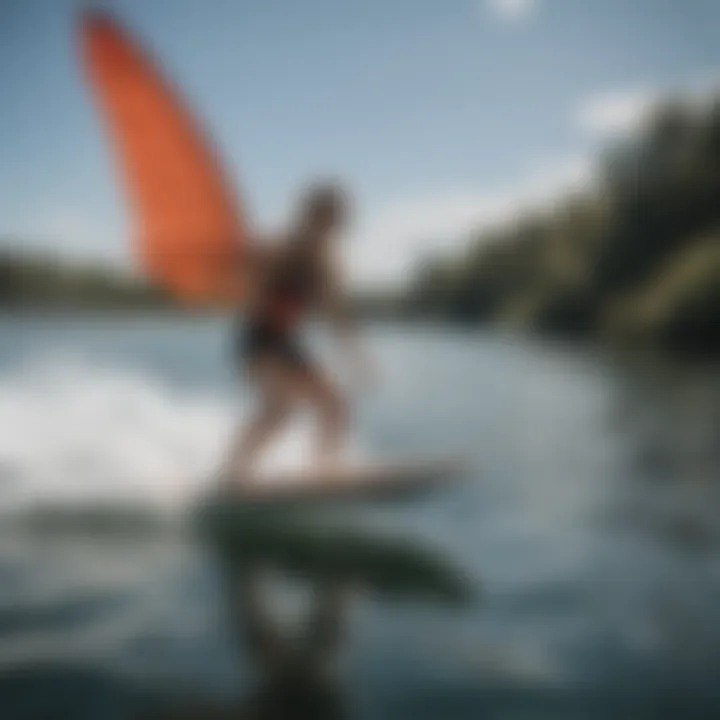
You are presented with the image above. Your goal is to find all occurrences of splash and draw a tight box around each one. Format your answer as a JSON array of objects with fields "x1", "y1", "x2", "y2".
[{"x1": 0, "y1": 356, "x2": 364, "y2": 516}]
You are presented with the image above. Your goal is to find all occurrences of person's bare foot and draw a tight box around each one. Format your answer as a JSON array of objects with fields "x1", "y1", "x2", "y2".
[{"x1": 311, "y1": 455, "x2": 346, "y2": 482}]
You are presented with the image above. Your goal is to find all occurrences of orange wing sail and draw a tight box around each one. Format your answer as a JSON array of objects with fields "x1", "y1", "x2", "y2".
[{"x1": 80, "y1": 10, "x2": 244, "y2": 304}]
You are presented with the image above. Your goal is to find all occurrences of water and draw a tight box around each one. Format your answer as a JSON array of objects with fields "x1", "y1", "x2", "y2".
[{"x1": 1, "y1": 315, "x2": 720, "y2": 719}]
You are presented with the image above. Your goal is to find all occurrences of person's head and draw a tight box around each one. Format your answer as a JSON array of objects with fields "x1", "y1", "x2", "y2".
[{"x1": 296, "y1": 182, "x2": 349, "y2": 242}]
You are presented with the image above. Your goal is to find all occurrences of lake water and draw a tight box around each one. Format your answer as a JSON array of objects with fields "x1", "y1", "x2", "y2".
[{"x1": 1, "y1": 316, "x2": 720, "y2": 719}]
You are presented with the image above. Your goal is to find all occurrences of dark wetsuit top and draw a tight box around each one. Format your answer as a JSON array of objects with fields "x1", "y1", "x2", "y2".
[{"x1": 237, "y1": 243, "x2": 320, "y2": 373}]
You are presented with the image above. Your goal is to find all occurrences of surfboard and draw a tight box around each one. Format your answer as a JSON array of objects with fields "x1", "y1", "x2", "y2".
[{"x1": 217, "y1": 455, "x2": 467, "y2": 505}]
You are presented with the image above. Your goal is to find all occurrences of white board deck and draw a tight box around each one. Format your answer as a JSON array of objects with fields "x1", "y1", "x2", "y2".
[{"x1": 219, "y1": 455, "x2": 467, "y2": 505}]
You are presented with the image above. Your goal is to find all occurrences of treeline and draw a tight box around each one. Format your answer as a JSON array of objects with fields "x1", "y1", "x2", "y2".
[
  {"x1": 0, "y1": 249, "x2": 174, "y2": 310},
  {"x1": 401, "y1": 97, "x2": 720, "y2": 354},
  {"x1": 0, "y1": 246, "x2": 404, "y2": 318},
  {"x1": 4, "y1": 96, "x2": 720, "y2": 354}
]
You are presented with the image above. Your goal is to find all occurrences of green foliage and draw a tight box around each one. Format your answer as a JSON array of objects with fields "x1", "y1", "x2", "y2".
[
  {"x1": 0, "y1": 248, "x2": 175, "y2": 310},
  {"x1": 402, "y1": 97, "x2": 720, "y2": 354},
  {"x1": 4, "y1": 94, "x2": 720, "y2": 353}
]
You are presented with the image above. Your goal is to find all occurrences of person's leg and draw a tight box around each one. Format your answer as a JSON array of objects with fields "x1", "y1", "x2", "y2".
[
  {"x1": 271, "y1": 333, "x2": 350, "y2": 468},
  {"x1": 239, "y1": 366, "x2": 349, "y2": 471},
  {"x1": 226, "y1": 326, "x2": 350, "y2": 480},
  {"x1": 230, "y1": 397, "x2": 291, "y2": 474},
  {"x1": 226, "y1": 369, "x2": 348, "y2": 480},
  {"x1": 224, "y1": 357, "x2": 295, "y2": 483},
  {"x1": 303, "y1": 369, "x2": 349, "y2": 467}
]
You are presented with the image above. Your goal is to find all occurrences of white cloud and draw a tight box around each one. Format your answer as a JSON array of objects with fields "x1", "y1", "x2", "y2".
[
  {"x1": 347, "y1": 155, "x2": 594, "y2": 289},
  {"x1": 4, "y1": 156, "x2": 598, "y2": 292},
  {"x1": 576, "y1": 78, "x2": 720, "y2": 140},
  {"x1": 576, "y1": 88, "x2": 658, "y2": 139},
  {"x1": 486, "y1": 0, "x2": 538, "y2": 24}
]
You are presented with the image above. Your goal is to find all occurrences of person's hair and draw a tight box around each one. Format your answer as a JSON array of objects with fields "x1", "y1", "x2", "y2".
[{"x1": 300, "y1": 181, "x2": 348, "y2": 226}]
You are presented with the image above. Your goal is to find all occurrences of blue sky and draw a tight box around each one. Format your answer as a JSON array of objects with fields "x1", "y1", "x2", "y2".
[{"x1": 1, "y1": 0, "x2": 719, "y2": 286}]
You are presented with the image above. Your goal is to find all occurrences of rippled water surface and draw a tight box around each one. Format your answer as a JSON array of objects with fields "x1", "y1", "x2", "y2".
[{"x1": 2, "y1": 316, "x2": 720, "y2": 719}]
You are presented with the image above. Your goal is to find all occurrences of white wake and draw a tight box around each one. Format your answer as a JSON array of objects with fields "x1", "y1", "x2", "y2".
[{"x1": 0, "y1": 355, "x2": 364, "y2": 514}]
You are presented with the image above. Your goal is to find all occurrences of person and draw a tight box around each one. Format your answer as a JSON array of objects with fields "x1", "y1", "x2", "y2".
[{"x1": 225, "y1": 182, "x2": 370, "y2": 483}]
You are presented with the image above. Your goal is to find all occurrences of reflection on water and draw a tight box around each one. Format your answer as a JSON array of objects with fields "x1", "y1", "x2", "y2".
[
  {"x1": 222, "y1": 564, "x2": 347, "y2": 720},
  {"x1": 1, "y1": 318, "x2": 720, "y2": 719},
  {"x1": 143, "y1": 515, "x2": 473, "y2": 720},
  {"x1": 144, "y1": 558, "x2": 350, "y2": 720},
  {"x1": 606, "y1": 354, "x2": 720, "y2": 564},
  {"x1": 140, "y1": 514, "x2": 472, "y2": 718},
  {"x1": 611, "y1": 355, "x2": 720, "y2": 487}
]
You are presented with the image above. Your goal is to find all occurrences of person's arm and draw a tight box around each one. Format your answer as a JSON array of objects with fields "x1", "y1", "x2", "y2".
[
  {"x1": 321, "y1": 257, "x2": 375, "y2": 388},
  {"x1": 235, "y1": 233, "x2": 280, "y2": 308}
]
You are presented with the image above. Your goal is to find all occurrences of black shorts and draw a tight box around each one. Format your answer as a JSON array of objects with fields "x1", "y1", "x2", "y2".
[{"x1": 237, "y1": 321, "x2": 312, "y2": 374}]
